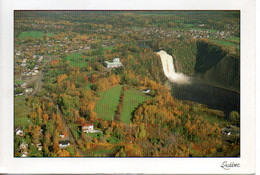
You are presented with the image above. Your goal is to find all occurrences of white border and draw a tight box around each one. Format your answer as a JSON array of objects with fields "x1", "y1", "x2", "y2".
[{"x1": 0, "y1": 0, "x2": 256, "y2": 174}]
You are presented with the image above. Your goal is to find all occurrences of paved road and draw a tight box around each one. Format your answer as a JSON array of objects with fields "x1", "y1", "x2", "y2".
[{"x1": 30, "y1": 56, "x2": 58, "y2": 96}]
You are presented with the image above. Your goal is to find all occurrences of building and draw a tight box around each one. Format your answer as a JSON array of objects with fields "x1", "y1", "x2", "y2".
[
  {"x1": 104, "y1": 58, "x2": 123, "y2": 68},
  {"x1": 21, "y1": 58, "x2": 27, "y2": 67},
  {"x1": 82, "y1": 124, "x2": 94, "y2": 133},
  {"x1": 15, "y1": 127, "x2": 25, "y2": 137},
  {"x1": 142, "y1": 89, "x2": 151, "y2": 94},
  {"x1": 21, "y1": 152, "x2": 28, "y2": 157},
  {"x1": 59, "y1": 140, "x2": 70, "y2": 149},
  {"x1": 38, "y1": 56, "x2": 43, "y2": 62},
  {"x1": 25, "y1": 88, "x2": 33, "y2": 93}
]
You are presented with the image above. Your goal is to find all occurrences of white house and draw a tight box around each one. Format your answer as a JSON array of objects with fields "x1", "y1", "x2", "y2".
[
  {"x1": 15, "y1": 128, "x2": 25, "y2": 137},
  {"x1": 21, "y1": 152, "x2": 28, "y2": 157},
  {"x1": 82, "y1": 124, "x2": 94, "y2": 133},
  {"x1": 25, "y1": 88, "x2": 33, "y2": 93},
  {"x1": 104, "y1": 58, "x2": 123, "y2": 68},
  {"x1": 38, "y1": 56, "x2": 43, "y2": 62},
  {"x1": 59, "y1": 140, "x2": 70, "y2": 149},
  {"x1": 142, "y1": 89, "x2": 151, "y2": 94}
]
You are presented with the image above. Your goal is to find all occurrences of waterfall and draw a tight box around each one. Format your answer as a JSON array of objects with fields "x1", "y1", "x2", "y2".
[{"x1": 157, "y1": 50, "x2": 191, "y2": 84}]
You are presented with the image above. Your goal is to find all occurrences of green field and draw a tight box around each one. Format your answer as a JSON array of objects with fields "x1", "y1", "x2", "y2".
[
  {"x1": 65, "y1": 53, "x2": 86, "y2": 68},
  {"x1": 85, "y1": 146, "x2": 119, "y2": 157},
  {"x1": 121, "y1": 89, "x2": 151, "y2": 123},
  {"x1": 15, "y1": 79, "x2": 24, "y2": 86},
  {"x1": 69, "y1": 123, "x2": 81, "y2": 139},
  {"x1": 208, "y1": 37, "x2": 240, "y2": 47},
  {"x1": 85, "y1": 83, "x2": 93, "y2": 90},
  {"x1": 14, "y1": 100, "x2": 32, "y2": 128},
  {"x1": 18, "y1": 31, "x2": 55, "y2": 39},
  {"x1": 95, "y1": 85, "x2": 123, "y2": 121}
]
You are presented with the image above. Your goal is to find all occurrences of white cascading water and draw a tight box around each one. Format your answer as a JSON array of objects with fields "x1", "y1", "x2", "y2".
[{"x1": 157, "y1": 50, "x2": 191, "y2": 84}]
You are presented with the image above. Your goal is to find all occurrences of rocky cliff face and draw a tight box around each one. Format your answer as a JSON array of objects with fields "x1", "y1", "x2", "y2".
[
  {"x1": 204, "y1": 54, "x2": 240, "y2": 91},
  {"x1": 160, "y1": 39, "x2": 240, "y2": 91},
  {"x1": 195, "y1": 40, "x2": 228, "y2": 73},
  {"x1": 194, "y1": 40, "x2": 240, "y2": 91}
]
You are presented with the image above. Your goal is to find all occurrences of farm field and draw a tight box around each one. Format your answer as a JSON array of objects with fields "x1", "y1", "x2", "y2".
[
  {"x1": 95, "y1": 85, "x2": 123, "y2": 121},
  {"x1": 18, "y1": 31, "x2": 55, "y2": 39},
  {"x1": 14, "y1": 100, "x2": 32, "y2": 128},
  {"x1": 121, "y1": 89, "x2": 151, "y2": 123}
]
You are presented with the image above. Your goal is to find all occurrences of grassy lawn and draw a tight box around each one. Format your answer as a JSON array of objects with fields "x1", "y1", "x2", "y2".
[
  {"x1": 121, "y1": 89, "x2": 151, "y2": 123},
  {"x1": 69, "y1": 123, "x2": 81, "y2": 139},
  {"x1": 95, "y1": 85, "x2": 123, "y2": 121},
  {"x1": 14, "y1": 100, "x2": 32, "y2": 128},
  {"x1": 208, "y1": 37, "x2": 239, "y2": 47},
  {"x1": 225, "y1": 36, "x2": 240, "y2": 44},
  {"x1": 66, "y1": 53, "x2": 83, "y2": 61},
  {"x1": 15, "y1": 79, "x2": 24, "y2": 85},
  {"x1": 87, "y1": 133, "x2": 104, "y2": 139},
  {"x1": 18, "y1": 31, "x2": 55, "y2": 39},
  {"x1": 184, "y1": 23, "x2": 193, "y2": 28},
  {"x1": 64, "y1": 53, "x2": 87, "y2": 68},
  {"x1": 86, "y1": 146, "x2": 118, "y2": 157},
  {"x1": 104, "y1": 46, "x2": 114, "y2": 51},
  {"x1": 85, "y1": 83, "x2": 93, "y2": 90}
]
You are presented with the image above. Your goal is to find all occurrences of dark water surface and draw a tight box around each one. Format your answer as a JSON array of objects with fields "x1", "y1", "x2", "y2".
[{"x1": 171, "y1": 82, "x2": 240, "y2": 116}]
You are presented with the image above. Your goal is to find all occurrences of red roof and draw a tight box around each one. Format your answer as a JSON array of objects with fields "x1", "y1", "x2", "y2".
[{"x1": 82, "y1": 123, "x2": 93, "y2": 127}]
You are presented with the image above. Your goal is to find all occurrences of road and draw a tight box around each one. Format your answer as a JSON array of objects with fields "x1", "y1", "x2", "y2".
[
  {"x1": 30, "y1": 56, "x2": 58, "y2": 96},
  {"x1": 43, "y1": 96, "x2": 84, "y2": 156},
  {"x1": 15, "y1": 55, "x2": 86, "y2": 156},
  {"x1": 34, "y1": 56, "x2": 85, "y2": 156}
]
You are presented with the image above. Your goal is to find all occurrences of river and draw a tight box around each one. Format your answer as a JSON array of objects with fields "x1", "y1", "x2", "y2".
[
  {"x1": 169, "y1": 80, "x2": 240, "y2": 117},
  {"x1": 157, "y1": 50, "x2": 240, "y2": 117}
]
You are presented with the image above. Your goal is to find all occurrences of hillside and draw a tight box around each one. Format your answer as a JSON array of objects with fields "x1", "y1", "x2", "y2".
[{"x1": 157, "y1": 38, "x2": 240, "y2": 91}]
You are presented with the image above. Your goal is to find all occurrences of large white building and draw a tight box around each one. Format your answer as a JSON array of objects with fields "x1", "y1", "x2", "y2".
[{"x1": 104, "y1": 58, "x2": 123, "y2": 68}]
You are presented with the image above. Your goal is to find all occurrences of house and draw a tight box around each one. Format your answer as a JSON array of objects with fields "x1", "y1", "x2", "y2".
[
  {"x1": 38, "y1": 56, "x2": 43, "y2": 63},
  {"x1": 25, "y1": 88, "x2": 33, "y2": 93},
  {"x1": 19, "y1": 142, "x2": 27, "y2": 150},
  {"x1": 104, "y1": 58, "x2": 123, "y2": 68},
  {"x1": 82, "y1": 124, "x2": 94, "y2": 133},
  {"x1": 142, "y1": 89, "x2": 151, "y2": 94},
  {"x1": 21, "y1": 151, "x2": 28, "y2": 157},
  {"x1": 36, "y1": 143, "x2": 42, "y2": 151},
  {"x1": 221, "y1": 129, "x2": 231, "y2": 136},
  {"x1": 59, "y1": 140, "x2": 70, "y2": 149},
  {"x1": 15, "y1": 127, "x2": 25, "y2": 137}
]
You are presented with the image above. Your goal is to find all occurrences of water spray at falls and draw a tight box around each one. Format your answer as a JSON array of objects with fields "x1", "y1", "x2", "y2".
[{"x1": 157, "y1": 50, "x2": 191, "y2": 84}]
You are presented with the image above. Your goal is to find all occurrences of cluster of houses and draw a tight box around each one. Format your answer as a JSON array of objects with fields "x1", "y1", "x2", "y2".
[
  {"x1": 14, "y1": 82, "x2": 33, "y2": 96},
  {"x1": 58, "y1": 123, "x2": 102, "y2": 150},
  {"x1": 19, "y1": 56, "x2": 42, "y2": 76},
  {"x1": 15, "y1": 127, "x2": 43, "y2": 157},
  {"x1": 125, "y1": 26, "x2": 236, "y2": 41}
]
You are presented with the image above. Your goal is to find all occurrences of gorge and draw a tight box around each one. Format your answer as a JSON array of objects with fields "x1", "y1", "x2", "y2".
[{"x1": 156, "y1": 47, "x2": 240, "y2": 116}]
